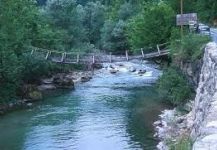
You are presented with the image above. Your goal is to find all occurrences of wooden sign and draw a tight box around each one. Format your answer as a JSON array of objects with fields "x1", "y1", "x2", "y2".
[{"x1": 176, "y1": 13, "x2": 197, "y2": 26}]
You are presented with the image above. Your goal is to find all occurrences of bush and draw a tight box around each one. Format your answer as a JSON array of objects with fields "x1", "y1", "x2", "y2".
[
  {"x1": 168, "y1": 136, "x2": 192, "y2": 150},
  {"x1": 170, "y1": 33, "x2": 210, "y2": 61},
  {"x1": 157, "y1": 67, "x2": 192, "y2": 106}
]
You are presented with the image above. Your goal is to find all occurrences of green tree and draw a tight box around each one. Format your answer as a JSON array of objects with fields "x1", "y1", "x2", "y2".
[
  {"x1": 101, "y1": 20, "x2": 116, "y2": 51},
  {"x1": 196, "y1": 0, "x2": 217, "y2": 24},
  {"x1": 84, "y1": 2, "x2": 105, "y2": 46},
  {"x1": 0, "y1": 0, "x2": 39, "y2": 103},
  {"x1": 118, "y1": 2, "x2": 135, "y2": 20},
  {"x1": 127, "y1": 2, "x2": 175, "y2": 51},
  {"x1": 45, "y1": 0, "x2": 88, "y2": 50},
  {"x1": 165, "y1": 0, "x2": 197, "y2": 14},
  {"x1": 101, "y1": 20, "x2": 129, "y2": 53}
]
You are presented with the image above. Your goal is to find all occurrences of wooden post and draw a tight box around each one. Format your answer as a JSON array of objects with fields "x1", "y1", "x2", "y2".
[
  {"x1": 92, "y1": 55, "x2": 95, "y2": 64},
  {"x1": 76, "y1": 53, "x2": 80, "y2": 63},
  {"x1": 109, "y1": 52, "x2": 112, "y2": 63},
  {"x1": 31, "y1": 49, "x2": 35, "y2": 55},
  {"x1": 45, "y1": 51, "x2": 50, "y2": 60},
  {"x1": 180, "y1": 0, "x2": 183, "y2": 39},
  {"x1": 157, "y1": 44, "x2": 161, "y2": 55},
  {"x1": 126, "y1": 50, "x2": 129, "y2": 61},
  {"x1": 61, "y1": 52, "x2": 66, "y2": 62},
  {"x1": 141, "y1": 48, "x2": 144, "y2": 58},
  {"x1": 64, "y1": 53, "x2": 67, "y2": 62}
]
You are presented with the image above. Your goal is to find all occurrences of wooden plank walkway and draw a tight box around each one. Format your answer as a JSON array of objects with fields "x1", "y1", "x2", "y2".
[{"x1": 30, "y1": 43, "x2": 170, "y2": 64}]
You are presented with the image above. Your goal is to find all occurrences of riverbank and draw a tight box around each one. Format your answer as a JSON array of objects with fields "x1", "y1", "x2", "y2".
[
  {"x1": 0, "y1": 70, "x2": 93, "y2": 115},
  {"x1": 154, "y1": 42, "x2": 217, "y2": 150}
]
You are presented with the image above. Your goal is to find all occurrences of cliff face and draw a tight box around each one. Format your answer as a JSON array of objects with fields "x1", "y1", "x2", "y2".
[{"x1": 189, "y1": 42, "x2": 217, "y2": 149}]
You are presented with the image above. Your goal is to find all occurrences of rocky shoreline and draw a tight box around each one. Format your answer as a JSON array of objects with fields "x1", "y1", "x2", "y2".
[
  {"x1": 154, "y1": 106, "x2": 193, "y2": 150},
  {"x1": 0, "y1": 71, "x2": 93, "y2": 115},
  {"x1": 0, "y1": 61, "x2": 152, "y2": 115},
  {"x1": 154, "y1": 42, "x2": 217, "y2": 150}
]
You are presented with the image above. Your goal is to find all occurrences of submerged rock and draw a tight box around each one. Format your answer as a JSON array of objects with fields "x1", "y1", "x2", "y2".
[
  {"x1": 128, "y1": 67, "x2": 136, "y2": 72},
  {"x1": 38, "y1": 84, "x2": 56, "y2": 91},
  {"x1": 80, "y1": 76, "x2": 92, "y2": 82},
  {"x1": 93, "y1": 63, "x2": 103, "y2": 69},
  {"x1": 27, "y1": 103, "x2": 33, "y2": 107},
  {"x1": 110, "y1": 69, "x2": 118, "y2": 74},
  {"x1": 138, "y1": 69, "x2": 146, "y2": 75},
  {"x1": 41, "y1": 78, "x2": 53, "y2": 84}
]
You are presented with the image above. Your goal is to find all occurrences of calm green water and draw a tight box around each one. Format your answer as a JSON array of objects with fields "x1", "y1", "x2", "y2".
[{"x1": 0, "y1": 62, "x2": 167, "y2": 150}]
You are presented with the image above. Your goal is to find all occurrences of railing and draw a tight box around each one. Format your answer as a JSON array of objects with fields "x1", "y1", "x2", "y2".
[{"x1": 29, "y1": 43, "x2": 170, "y2": 64}]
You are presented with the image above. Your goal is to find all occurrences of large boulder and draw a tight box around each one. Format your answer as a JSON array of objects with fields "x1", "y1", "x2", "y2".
[
  {"x1": 110, "y1": 69, "x2": 118, "y2": 74},
  {"x1": 93, "y1": 63, "x2": 103, "y2": 69},
  {"x1": 80, "y1": 76, "x2": 92, "y2": 82},
  {"x1": 128, "y1": 67, "x2": 136, "y2": 72},
  {"x1": 21, "y1": 84, "x2": 43, "y2": 101},
  {"x1": 37, "y1": 84, "x2": 56, "y2": 91},
  {"x1": 138, "y1": 69, "x2": 146, "y2": 75},
  {"x1": 41, "y1": 78, "x2": 53, "y2": 84},
  {"x1": 53, "y1": 73, "x2": 74, "y2": 89}
]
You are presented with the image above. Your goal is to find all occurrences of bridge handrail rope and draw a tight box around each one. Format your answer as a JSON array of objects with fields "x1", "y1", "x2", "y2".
[{"x1": 29, "y1": 42, "x2": 170, "y2": 64}]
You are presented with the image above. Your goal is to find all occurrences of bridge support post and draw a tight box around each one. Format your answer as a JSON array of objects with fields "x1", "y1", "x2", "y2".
[
  {"x1": 109, "y1": 52, "x2": 112, "y2": 63},
  {"x1": 157, "y1": 44, "x2": 161, "y2": 55},
  {"x1": 61, "y1": 52, "x2": 66, "y2": 62},
  {"x1": 92, "y1": 55, "x2": 95, "y2": 64},
  {"x1": 45, "y1": 51, "x2": 51, "y2": 60},
  {"x1": 141, "y1": 48, "x2": 144, "y2": 58},
  {"x1": 31, "y1": 49, "x2": 35, "y2": 55},
  {"x1": 76, "y1": 53, "x2": 80, "y2": 63},
  {"x1": 126, "y1": 50, "x2": 129, "y2": 61}
]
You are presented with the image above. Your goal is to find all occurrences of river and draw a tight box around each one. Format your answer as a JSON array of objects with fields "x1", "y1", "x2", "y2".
[{"x1": 0, "y1": 61, "x2": 168, "y2": 150}]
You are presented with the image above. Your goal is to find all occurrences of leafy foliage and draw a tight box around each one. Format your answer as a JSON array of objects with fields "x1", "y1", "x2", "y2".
[
  {"x1": 196, "y1": 0, "x2": 217, "y2": 24},
  {"x1": 168, "y1": 136, "x2": 192, "y2": 150},
  {"x1": 157, "y1": 67, "x2": 192, "y2": 106},
  {"x1": 126, "y1": 2, "x2": 175, "y2": 51},
  {"x1": 84, "y1": 1, "x2": 105, "y2": 46},
  {"x1": 101, "y1": 20, "x2": 129, "y2": 53},
  {"x1": 170, "y1": 34, "x2": 210, "y2": 61},
  {"x1": 0, "y1": 0, "x2": 39, "y2": 103}
]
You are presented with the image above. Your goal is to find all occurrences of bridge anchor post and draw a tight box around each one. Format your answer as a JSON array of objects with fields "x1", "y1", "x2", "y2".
[
  {"x1": 141, "y1": 48, "x2": 144, "y2": 58},
  {"x1": 109, "y1": 52, "x2": 112, "y2": 63},
  {"x1": 126, "y1": 50, "x2": 129, "y2": 61},
  {"x1": 76, "y1": 53, "x2": 80, "y2": 63},
  {"x1": 157, "y1": 44, "x2": 161, "y2": 55}
]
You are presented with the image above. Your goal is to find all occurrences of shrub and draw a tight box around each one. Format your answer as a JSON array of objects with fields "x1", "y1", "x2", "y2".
[
  {"x1": 168, "y1": 136, "x2": 192, "y2": 150},
  {"x1": 170, "y1": 33, "x2": 210, "y2": 61},
  {"x1": 157, "y1": 67, "x2": 192, "y2": 106}
]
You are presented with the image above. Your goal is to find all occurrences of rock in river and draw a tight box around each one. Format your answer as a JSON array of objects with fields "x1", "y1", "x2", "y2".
[
  {"x1": 110, "y1": 69, "x2": 118, "y2": 74},
  {"x1": 38, "y1": 84, "x2": 56, "y2": 91},
  {"x1": 80, "y1": 76, "x2": 92, "y2": 82},
  {"x1": 53, "y1": 73, "x2": 74, "y2": 89},
  {"x1": 138, "y1": 69, "x2": 146, "y2": 75},
  {"x1": 128, "y1": 67, "x2": 136, "y2": 72}
]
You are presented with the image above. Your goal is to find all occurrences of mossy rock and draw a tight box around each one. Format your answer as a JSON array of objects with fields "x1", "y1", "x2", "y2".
[{"x1": 29, "y1": 91, "x2": 43, "y2": 100}]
